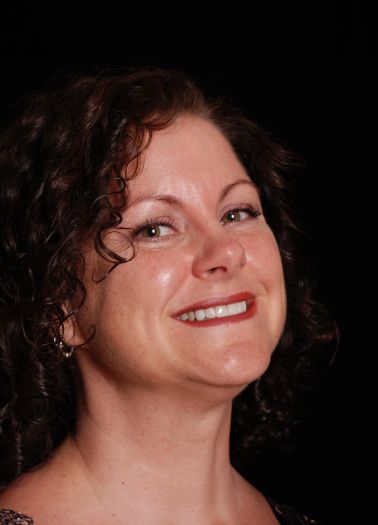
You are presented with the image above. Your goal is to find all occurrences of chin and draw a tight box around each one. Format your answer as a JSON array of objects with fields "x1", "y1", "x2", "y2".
[
  {"x1": 221, "y1": 354, "x2": 271, "y2": 386},
  {"x1": 189, "y1": 346, "x2": 273, "y2": 392}
]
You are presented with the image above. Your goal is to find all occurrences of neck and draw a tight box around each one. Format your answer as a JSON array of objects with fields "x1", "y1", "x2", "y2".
[{"x1": 65, "y1": 363, "x2": 256, "y2": 524}]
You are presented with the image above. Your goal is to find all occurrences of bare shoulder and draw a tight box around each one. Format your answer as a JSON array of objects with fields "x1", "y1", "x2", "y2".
[
  {"x1": 0, "y1": 440, "x2": 104, "y2": 524},
  {"x1": 0, "y1": 472, "x2": 102, "y2": 525},
  {"x1": 232, "y1": 469, "x2": 280, "y2": 525},
  {"x1": 0, "y1": 469, "x2": 47, "y2": 522}
]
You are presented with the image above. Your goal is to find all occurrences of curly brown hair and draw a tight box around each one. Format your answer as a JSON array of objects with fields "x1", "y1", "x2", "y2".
[{"x1": 0, "y1": 66, "x2": 339, "y2": 489}]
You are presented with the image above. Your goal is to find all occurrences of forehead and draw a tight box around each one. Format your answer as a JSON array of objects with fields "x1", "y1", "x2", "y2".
[{"x1": 125, "y1": 115, "x2": 255, "y2": 200}]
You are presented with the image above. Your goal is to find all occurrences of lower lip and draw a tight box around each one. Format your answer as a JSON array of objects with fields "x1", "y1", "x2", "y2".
[{"x1": 174, "y1": 299, "x2": 257, "y2": 327}]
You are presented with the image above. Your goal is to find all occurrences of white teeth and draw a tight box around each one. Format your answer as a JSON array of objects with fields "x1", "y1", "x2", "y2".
[
  {"x1": 194, "y1": 309, "x2": 206, "y2": 321},
  {"x1": 229, "y1": 302, "x2": 243, "y2": 315},
  {"x1": 215, "y1": 305, "x2": 229, "y2": 317},
  {"x1": 177, "y1": 300, "x2": 248, "y2": 322},
  {"x1": 204, "y1": 307, "x2": 216, "y2": 319}
]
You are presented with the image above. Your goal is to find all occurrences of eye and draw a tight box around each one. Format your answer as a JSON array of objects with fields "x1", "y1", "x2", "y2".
[
  {"x1": 133, "y1": 216, "x2": 175, "y2": 240},
  {"x1": 222, "y1": 205, "x2": 262, "y2": 224}
]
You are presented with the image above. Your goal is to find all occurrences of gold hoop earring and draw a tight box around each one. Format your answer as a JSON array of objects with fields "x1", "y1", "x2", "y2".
[{"x1": 53, "y1": 337, "x2": 74, "y2": 358}]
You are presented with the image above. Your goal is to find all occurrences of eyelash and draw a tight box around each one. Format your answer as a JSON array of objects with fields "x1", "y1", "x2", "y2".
[{"x1": 132, "y1": 204, "x2": 262, "y2": 243}]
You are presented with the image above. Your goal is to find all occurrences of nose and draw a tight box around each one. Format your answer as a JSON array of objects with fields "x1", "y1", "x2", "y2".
[{"x1": 191, "y1": 228, "x2": 247, "y2": 280}]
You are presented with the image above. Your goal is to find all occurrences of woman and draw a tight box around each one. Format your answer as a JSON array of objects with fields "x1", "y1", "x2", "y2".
[{"x1": 0, "y1": 67, "x2": 337, "y2": 524}]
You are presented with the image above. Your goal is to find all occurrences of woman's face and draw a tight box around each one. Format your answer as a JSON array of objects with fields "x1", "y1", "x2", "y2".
[{"x1": 73, "y1": 115, "x2": 287, "y2": 397}]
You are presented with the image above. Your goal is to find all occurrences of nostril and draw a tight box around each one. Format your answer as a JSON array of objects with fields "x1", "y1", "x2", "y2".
[{"x1": 208, "y1": 266, "x2": 226, "y2": 274}]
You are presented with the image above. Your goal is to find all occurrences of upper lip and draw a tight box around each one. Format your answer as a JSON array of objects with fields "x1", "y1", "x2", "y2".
[{"x1": 172, "y1": 291, "x2": 255, "y2": 317}]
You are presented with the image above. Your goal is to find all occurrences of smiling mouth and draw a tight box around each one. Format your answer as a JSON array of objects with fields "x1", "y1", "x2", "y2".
[{"x1": 174, "y1": 298, "x2": 256, "y2": 327}]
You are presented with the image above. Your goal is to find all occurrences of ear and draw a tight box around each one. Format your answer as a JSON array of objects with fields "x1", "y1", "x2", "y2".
[{"x1": 60, "y1": 301, "x2": 88, "y2": 349}]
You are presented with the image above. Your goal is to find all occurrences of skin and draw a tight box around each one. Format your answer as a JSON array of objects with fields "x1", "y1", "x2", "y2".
[{"x1": 0, "y1": 115, "x2": 285, "y2": 524}]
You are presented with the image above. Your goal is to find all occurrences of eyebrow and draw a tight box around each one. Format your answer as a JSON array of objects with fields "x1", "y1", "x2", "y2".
[{"x1": 127, "y1": 179, "x2": 257, "y2": 208}]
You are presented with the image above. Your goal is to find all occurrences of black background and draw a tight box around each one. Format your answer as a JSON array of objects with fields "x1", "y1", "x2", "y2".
[{"x1": 0, "y1": 22, "x2": 375, "y2": 525}]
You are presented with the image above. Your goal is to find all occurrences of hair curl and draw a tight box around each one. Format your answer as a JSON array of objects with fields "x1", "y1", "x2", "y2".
[{"x1": 0, "y1": 66, "x2": 339, "y2": 489}]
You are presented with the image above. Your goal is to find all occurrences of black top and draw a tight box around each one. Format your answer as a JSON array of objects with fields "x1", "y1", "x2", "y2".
[
  {"x1": 0, "y1": 497, "x2": 321, "y2": 524},
  {"x1": 266, "y1": 496, "x2": 322, "y2": 524}
]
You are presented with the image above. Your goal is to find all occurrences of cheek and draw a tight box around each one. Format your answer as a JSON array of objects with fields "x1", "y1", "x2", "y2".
[
  {"x1": 245, "y1": 229, "x2": 287, "y2": 335},
  {"x1": 125, "y1": 249, "x2": 185, "y2": 293},
  {"x1": 245, "y1": 228, "x2": 284, "y2": 282},
  {"x1": 87, "y1": 232, "x2": 185, "y2": 313},
  {"x1": 94, "y1": 249, "x2": 187, "y2": 327}
]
